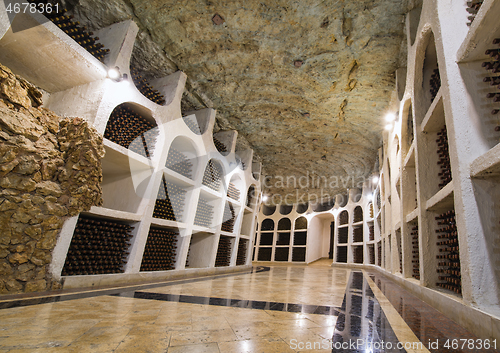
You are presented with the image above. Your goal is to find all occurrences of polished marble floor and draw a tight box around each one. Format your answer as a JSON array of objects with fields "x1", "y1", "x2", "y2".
[{"x1": 0, "y1": 260, "x2": 492, "y2": 352}]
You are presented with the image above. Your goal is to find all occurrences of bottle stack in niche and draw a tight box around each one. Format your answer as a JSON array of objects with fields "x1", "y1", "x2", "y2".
[
  {"x1": 227, "y1": 183, "x2": 240, "y2": 200},
  {"x1": 482, "y1": 39, "x2": 500, "y2": 129},
  {"x1": 213, "y1": 137, "x2": 227, "y2": 154},
  {"x1": 221, "y1": 202, "x2": 236, "y2": 233},
  {"x1": 369, "y1": 246, "x2": 375, "y2": 264},
  {"x1": 430, "y1": 69, "x2": 441, "y2": 102},
  {"x1": 202, "y1": 160, "x2": 222, "y2": 191},
  {"x1": 411, "y1": 224, "x2": 420, "y2": 280},
  {"x1": 466, "y1": 0, "x2": 484, "y2": 26},
  {"x1": 130, "y1": 66, "x2": 166, "y2": 105},
  {"x1": 153, "y1": 177, "x2": 186, "y2": 222},
  {"x1": 140, "y1": 228, "x2": 178, "y2": 271},
  {"x1": 353, "y1": 226, "x2": 363, "y2": 243},
  {"x1": 215, "y1": 236, "x2": 232, "y2": 267},
  {"x1": 166, "y1": 148, "x2": 193, "y2": 179},
  {"x1": 104, "y1": 106, "x2": 156, "y2": 158},
  {"x1": 236, "y1": 240, "x2": 248, "y2": 265},
  {"x1": 369, "y1": 225, "x2": 375, "y2": 241},
  {"x1": 194, "y1": 197, "x2": 214, "y2": 228},
  {"x1": 436, "y1": 210, "x2": 461, "y2": 294},
  {"x1": 377, "y1": 242, "x2": 382, "y2": 266},
  {"x1": 436, "y1": 126, "x2": 452, "y2": 188},
  {"x1": 28, "y1": 0, "x2": 110, "y2": 62},
  {"x1": 61, "y1": 216, "x2": 133, "y2": 276}
]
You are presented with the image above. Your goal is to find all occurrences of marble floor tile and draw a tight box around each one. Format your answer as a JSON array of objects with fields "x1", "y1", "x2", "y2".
[
  {"x1": 218, "y1": 338, "x2": 296, "y2": 353},
  {"x1": 167, "y1": 342, "x2": 220, "y2": 353}
]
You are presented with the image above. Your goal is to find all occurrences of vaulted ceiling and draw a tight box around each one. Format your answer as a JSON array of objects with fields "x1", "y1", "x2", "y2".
[{"x1": 67, "y1": 0, "x2": 412, "y2": 203}]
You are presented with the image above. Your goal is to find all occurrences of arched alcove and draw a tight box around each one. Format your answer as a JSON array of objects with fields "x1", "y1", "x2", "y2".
[
  {"x1": 104, "y1": 103, "x2": 157, "y2": 159},
  {"x1": 312, "y1": 199, "x2": 334, "y2": 212},
  {"x1": 401, "y1": 100, "x2": 414, "y2": 159},
  {"x1": 246, "y1": 185, "x2": 257, "y2": 208},
  {"x1": 295, "y1": 216, "x2": 308, "y2": 230},
  {"x1": 339, "y1": 210, "x2": 349, "y2": 226},
  {"x1": 182, "y1": 110, "x2": 210, "y2": 135},
  {"x1": 202, "y1": 159, "x2": 224, "y2": 192},
  {"x1": 129, "y1": 66, "x2": 165, "y2": 105},
  {"x1": 227, "y1": 174, "x2": 244, "y2": 202},
  {"x1": 279, "y1": 204, "x2": 293, "y2": 215},
  {"x1": 262, "y1": 204, "x2": 276, "y2": 216},
  {"x1": 296, "y1": 203, "x2": 308, "y2": 214},
  {"x1": 166, "y1": 136, "x2": 198, "y2": 180},
  {"x1": 278, "y1": 218, "x2": 291, "y2": 230},
  {"x1": 261, "y1": 219, "x2": 274, "y2": 231},
  {"x1": 353, "y1": 206, "x2": 363, "y2": 223}
]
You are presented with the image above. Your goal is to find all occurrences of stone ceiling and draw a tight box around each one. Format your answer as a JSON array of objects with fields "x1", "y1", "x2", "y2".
[{"x1": 65, "y1": 0, "x2": 412, "y2": 203}]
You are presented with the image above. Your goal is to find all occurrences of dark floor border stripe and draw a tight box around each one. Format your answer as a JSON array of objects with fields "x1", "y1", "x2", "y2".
[
  {"x1": 0, "y1": 266, "x2": 270, "y2": 310},
  {"x1": 112, "y1": 290, "x2": 342, "y2": 316}
]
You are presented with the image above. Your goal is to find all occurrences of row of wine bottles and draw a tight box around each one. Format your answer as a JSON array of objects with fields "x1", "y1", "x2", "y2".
[
  {"x1": 430, "y1": 69, "x2": 441, "y2": 102},
  {"x1": 215, "y1": 236, "x2": 232, "y2": 267},
  {"x1": 221, "y1": 202, "x2": 236, "y2": 233},
  {"x1": 227, "y1": 182, "x2": 240, "y2": 200},
  {"x1": 435, "y1": 210, "x2": 462, "y2": 294},
  {"x1": 369, "y1": 225, "x2": 375, "y2": 241},
  {"x1": 140, "y1": 228, "x2": 178, "y2": 272},
  {"x1": 353, "y1": 208, "x2": 363, "y2": 223},
  {"x1": 466, "y1": 0, "x2": 484, "y2": 26},
  {"x1": 213, "y1": 137, "x2": 227, "y2": 153},
  {"x1": 166, "y1": 148, "x2": 194, "y2": 179},
  {"x1": 369, "y1": 246, "x2": 375, "y2": 265},
  {"x1": 61, "y1": 216, "x2": 133, "y2": 276},
  {"x1": 292, "y1": 247, "x2": 306, "y2": 262},
  {"x1": 353, "y1": 246, "x2": 363, "y2": 264},
  {"x1": 194, "y1": 197, "x2": 214, "y2": 228},
  {"x1": 411, "y1": 224, "x2": 420, "y2": 280},
  {"x1": 338, "y1": 227, "x2": 348, "y2": 244},
  {"x1": 27, "y1": 0, "x2": 110, "y2": 62},
  {"x1": 274, "y1": 247, "x2": 289, "y2": 261},
  {"x1": 377, "y1": 242, "x2": 382, "y2": 266},
  {"x1": 482, "y1": 39, "x2": 500, "y2": 124},
  {"x1": 130, "y1": 66, "x2": 166, "y2": 106},
  {"x1": 436, "y1": 126, "x2": 452, "y2": 188},
  {"x1": 339, "y1": 211, "x2": 349, "y2": 225},
  {"x1": 353, "y1": 226, "x2": 363, "y2": 243},
  {"x1": 153, "y1": 177, "x2": 186, "y2": 222},
  {"x1": 202, "y1": 160, "x2": 223, "y2": 191},
  {"x1": 236, "y1": 239, "x2": 248, "y2": 265},
  {"x1": 104, "y1": 105, "x2": 156, "y2": 158}
]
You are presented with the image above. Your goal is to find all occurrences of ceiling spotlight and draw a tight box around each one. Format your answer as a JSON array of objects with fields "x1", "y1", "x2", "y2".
[
  {"x1": 262, "y1": 195, "x2": 268, "y2": 202},
  {"x1": 385, "y1": 113, "x2": 396, "y2": 122},
  {"x1": 385, "y1": 123, "x2": 393, "y2": 131},
  {"x1": 372, "y1": 176, "x2": 379, "y2": 184},
  {"x1": 107, "y1": 67, "x2": 121, "y2": 80}
]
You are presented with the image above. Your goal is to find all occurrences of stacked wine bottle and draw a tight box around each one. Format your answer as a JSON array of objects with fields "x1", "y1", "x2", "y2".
[
  {"x1": 377, "y1": 242, "x2": 382, "y2": 266},
  {"x1": 140, "y1": 228, "x2": 178, "y2": 271},
  {"x1": 194, "y1": 197, "x2": 214, "y2": 228},
  {"x1": 153, "y1": 177, "x2": 186, "y2": 222},
  {"x1": 436, "y1": 126, "x2": 452, "y2": 188},
  {"x1": 435, "y1": 210, "x2": 461, "y2": 294},
  {"x1": 215, "y1": 236, "x2": 232, "y2": 267},
  {"x1": 246, "y1": 186, "x2": 256, "y2": 207},
  {"x1": 227, "y1": 182, "x2": 240, "y2": 200},
  {"x1": 130, "y1": 66, "x2": 166, "y2": 105},
  {"x1": 166, "y1": 148, "x2": 193, "y2": 179},
  {"x1": 353, "y1": 207, "x2": 363, "y2": 223},
  {"x1": 338, "y1": 227, "x2": 348, "y2": 244},
  {"x1": 202, "y1": 160, "x2": 223, "y2": 191},
  {"x1": 337, "y1": 246, "x2": 347, "y2": 263},
  {"x1": 353, "y1": 226, "x2": 363, "y2": 243},
  {"x1": 411, "y1": 224, "x2": 420, "y2": 280},
  {"x1": 430, "y1": 68, "x2": 441, "y2": 102},
  {"x1": 339, "y1": 211, "x2": 349, "y2": 225},
  {"x1": 482, "y1": 38, "x2": 500, "y2": 129},
  {"x1": 369, "y1": 203, "x2": 374, "y2": 218},
  {"x1": 27, "y1": 0, "x2": 110, "y2": 62},
  {"x1": 221, "y1": 202, "x2": 236, "y2": 233},
  {"x1": 61, "y1": 215, "x2": 133, "y2": 276},
  {"x1": 466, "y1": 0, "x2": 484, "y2": 26},
  {"x1": 369, "y1": 225, "x2": 375, "y2": 241},
  {"x1": 183, "y1": 115, "x2": 201, "y2": 134},
  {"x1": 274, "y1": 247, "x2": 289, "y2": 262},
  {"x1": 353, "y1": 246, "x2": 363, "y2": 264},
  {"x1": 213, "y1": 137, "x2": 227, "y2": 153},
  {"x1": 376, "y1": 192, "x2": 381, "y2": 210},
  {"x1": 236, "y1": 239, "x2": 248, "y2": 265},
  {"x1": 104, "y1": 105, "x2": 156, "y2": 158},
  {"x1": 369, "y1": 245, "x2": 375, "y2": 264},
  {"x1": 292, "y1": 247, "x2": 306, "y2": 262}
]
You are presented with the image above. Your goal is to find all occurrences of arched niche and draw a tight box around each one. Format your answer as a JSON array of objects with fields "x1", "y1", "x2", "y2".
[
  {"x1": 279, "y1": 204, "x2": 293, "y2": 215},
  {"x1": 408, "y1": 6, "x2": 422, "y2": 46},
  {"x1": 339, "y1": 210, "x2": 349, "y2": 226},
  {"x1": 368, "y1": 202, "x2": 374, "y2": 219},
  {"x1": 166, "y1": 136, "x2": 198, "y2": 180},
  {"x1": 202, "y1": 159, "x2": 224, "y2": 192},
  {"x1": 261, "y1": 219, "x2": 274, "y2": 231},
  {"x1": 262, "y1": 204, "x2": 276, "y2": 216},
  {"x1": 182, "y1": 109, "x2": 210, "y2": 135},
  {"x1": 401, "y1": 100, "x2": 414, "y2": 158},
  {"x1": 246, "y1": 185, "x2": 257, "y2": 208},
  {"x1": 295, "y1": 216, "x2": 308, "y2": 230},
  {"x1": 353, "y1": 206, "x2": 363, "y2": 223},
  {"x1": 296, "y1": 203, "x2": 308, "y2": 214},
  {"x1": 312, "y1": 199, "x2": 334, "y2": 212},
  {"x1": 129, "y1": 66, "x2": 166, "y2": 106},
  {"x1": 104, "y1": 102, "x2": 157, "y2": 159},
  {"x1": 227, "y1": 174, "x2": 244, "y2": 202},
  {"x1": 278, "y1": 218, "x2": 291, "y2": 231}
]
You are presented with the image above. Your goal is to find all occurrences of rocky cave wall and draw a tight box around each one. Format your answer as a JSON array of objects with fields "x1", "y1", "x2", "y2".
[{"x1": 0, "y1": 64, "x2": 105, "y2": 295}]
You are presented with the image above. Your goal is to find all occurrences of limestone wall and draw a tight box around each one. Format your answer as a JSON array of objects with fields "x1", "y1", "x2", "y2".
[{"x1": 0, "y1": 64, "x2": 104, "y2": 294}]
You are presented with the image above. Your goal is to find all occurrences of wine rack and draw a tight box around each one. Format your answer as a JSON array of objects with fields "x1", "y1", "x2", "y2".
[
  {"x1": 435, "y1": 210, "x2": 462, "y2": 294},
  {"x1": 130, "y1": 66, "x2": 166, "y2": 105},
  {"x1": 246, "y1": 186, "x2": 256, "y2": 207},
  {"x1": 140, "y1": 227, "x2": 177, "y2": 271},
  {"x1": 236, "y1": 239, "x2": 248, "y2": 265},
  {"x1": 166, "y1": 148, "x2": 193, "y2": 179},
  {"x1": 257, "y1": 247, "x2": 272, "y2": 261},
  {"x1": 227, "y1": 182, "x2": 240, "y2": 200},
  {"x1": 221, "y1": 202, "x2": 236, "y2": 233},
  {"x1": 202, "y1": 160, "x2": 223, "y2": 191},
  {"x1": 215, "y1": 236, "x2": 232, "y2": 267},
  {"x1": 337, "y1": 246, "x2": 348, "y2": 263},
  {"x1": 482, "y1": 39, "x2": 500, "y2": 127},
  {"x1": 338, "y1": 227, "x2": 348, "y2": 244},
  {"x1": 353, "y1": 226, "x2": 363, "y2": 243},
  {"x1": 259, "y1": 232, "x2": 273, "y2": 246},
  {"x1": 27, "y1": 0, "x2": 110, "y2": 62},
  {"x1": 436, "y1": 126, "x2": 452, "y2": 188},
  {"x1": 274, "y1": 247, "x2": 289, "y2": 261},
  {"x1": 368, "y1": 245, "x2": 375, "y2": 264},
  {"x1": 353, "y1": 246, "x2": 363, "y2": 264},
  {"x1": 376, "y1": 191, "x2": 381, "y2": 210},
  {"x1": 294, "y1": 231, "x2": 307, "y2": 246},
  {"x1": 261, "y1": 219, "x2": 274, "y2": 231},
  {"x1": 295, "y1": 217, "x2": 307, "y2": 230},
  {"x1": 430, "y1": 69, "x2": 441, "y2": 102},
  {"x1": 61, "y1": 215, "x2": 133, "y2": 276},
  {"x1": 292, "y1": 247, "x2": 306, "y2": 262},
  {"x1": 153, "y1": 177, "x2": 186, "y2": 222},
  {"x1": 104, "y1": 105, "x2": 156, "y2": 158},
  {"x1": 213, "y1": 137, "x2": 227, "y2": 153},
  {"x1": 377, "y1": 242, "x2": 382, "y2": 266},
  {"x1": 369, "y1": 224, "x2": 375, "y2": 241},
  {"x1": 276, "y1": 233, "x2": 291, "y2": 245},
  {"x1": 466, "y1": 0, "x2": 484, "y2": 26},
  {"x1": 411, "y1": 224, "x2": 420, "y2": 280},
  {"x1": 369, "y1": 203, "x2": 374, "y2": 218},
  {"x1": 194, "y1": 197, "x2": 214, "y2": 228},
  {"x1": 339, "y1": 210, "x2": 349, "y2": 225},
  {"x1": 354, "y1": 206, "x2": 363, "y2": 223}
]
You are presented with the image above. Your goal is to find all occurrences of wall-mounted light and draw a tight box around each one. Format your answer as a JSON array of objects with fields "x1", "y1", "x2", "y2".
[
  {"x1": 384, "y1": 123, "x2": 393, "y2": 131},
  {"x1": 107, "y1": 66, "x2": 128, "y2": 82},
  {"x1": 262, "y1": 195, "x2": 269, "y2": 203},
  {"x1": 385, "y1": 112, "x2": 396, "y2": 122},
  {"x1": 372, "y1": 175, "x2": 379, "y2": 184}
]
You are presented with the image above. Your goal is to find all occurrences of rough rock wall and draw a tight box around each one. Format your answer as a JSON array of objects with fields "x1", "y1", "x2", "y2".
[{"x1": 0, "y1": 64, "x2": 105, "y2": 294}]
